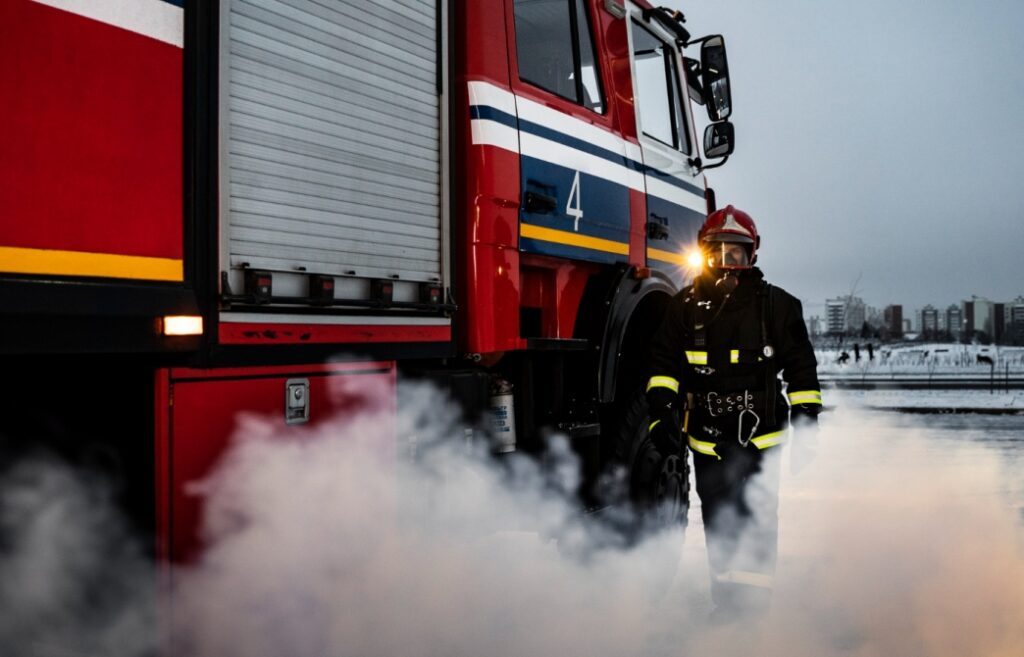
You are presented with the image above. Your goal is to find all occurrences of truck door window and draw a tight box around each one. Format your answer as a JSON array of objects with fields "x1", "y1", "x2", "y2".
[
  {"x1": 514, "y1": 0, "x2": 605, "y2": 113},
  {"x1": 631, "y1": 20, "x2": 691, "y2": 154}
]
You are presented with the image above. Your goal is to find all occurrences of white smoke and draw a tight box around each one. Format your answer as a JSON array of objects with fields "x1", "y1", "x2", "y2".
[
  {"x1": 755, "y1": 395, "x2": 1024, "y2": 657},
  {"x1": 1, "y1": 383, "x2": 1022, "y2": 657},
  {"x1": 0, "y1": 457, "x2": 155, "y2": 657},
  {"x1": 170, "y1": 381, "x2": 689, "y2": 657}
]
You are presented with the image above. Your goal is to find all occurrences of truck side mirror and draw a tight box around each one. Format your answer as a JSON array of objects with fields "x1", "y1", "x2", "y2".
[
  {"x1": 703, "y1": 121, "x2": 734, "y2": 159},
  {"x1": 700, "y1": 35, "x2": 731, "y2": 121}
]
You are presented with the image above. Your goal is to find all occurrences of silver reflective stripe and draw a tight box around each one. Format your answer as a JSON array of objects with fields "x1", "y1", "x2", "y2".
[{"x1": 713, "y1": 570, "x2": 774, "y2": 588}]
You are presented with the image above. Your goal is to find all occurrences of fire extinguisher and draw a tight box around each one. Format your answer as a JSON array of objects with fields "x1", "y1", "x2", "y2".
[{"x1": 488, "y1": 377, "x2": 516, "y2": 453}]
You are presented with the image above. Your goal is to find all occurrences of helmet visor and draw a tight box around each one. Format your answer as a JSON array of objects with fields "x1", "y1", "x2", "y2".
[{"x1": 704, "y1": 240, "x2": 752, "y2": 269}]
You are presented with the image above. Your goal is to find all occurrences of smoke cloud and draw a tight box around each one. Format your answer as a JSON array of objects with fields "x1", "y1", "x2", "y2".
[
  {"x1": 1, "y1": 382, "x2": 1022, "y2": 656},
  {"x1": 0, "y1": 456, "x2": 155, "y2": 657},
  {"x1": 171, "y1": 381, "x2": 687, "y2": 657}
]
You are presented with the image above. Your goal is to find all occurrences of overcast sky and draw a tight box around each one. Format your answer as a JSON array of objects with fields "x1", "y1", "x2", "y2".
[{"x1": 675, "y1": 0, "x2": 1024, "y2": 318}]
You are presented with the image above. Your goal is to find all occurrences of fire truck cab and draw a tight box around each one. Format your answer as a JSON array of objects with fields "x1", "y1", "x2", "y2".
[{"x1": 455, "y1": 0, "x2": 734, "y2": 507}]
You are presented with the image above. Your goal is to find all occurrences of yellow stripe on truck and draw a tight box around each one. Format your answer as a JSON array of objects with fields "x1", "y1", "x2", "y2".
[
  {"x1": 646, "y1": 247, "x2": 686, "y2": 265},
  {"x1": 520, "y1": 223, "x2": 629, "y2": 256},
  {"x1": 0, "y1": 246, "x2": 183, "y2": 282}
]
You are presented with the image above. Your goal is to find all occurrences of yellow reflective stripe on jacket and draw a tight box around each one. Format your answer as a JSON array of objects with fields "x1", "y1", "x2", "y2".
[
  {"x1": 646, "y1": 376, "x2": 680, "y2": 393},
  {"x1": 688, "y1": 434, "x2": 720, "y2": 459},
  {"x1": 750, "y1": 430, "x2": 786, "y2": 449},
  {"x1": 687, "y1": 350, "x2": 753, "y2": 365},
  {"x1": 685, "y1": 350, "x2": 708, "y2": 365},
  {"x1": 690, "y1": 430, "x2": 785, "y2": 455},
  {"x1": 648, "y1": 419, "x2": 661, "y2": 432},
  {"x1": 788, "y1": 390, "x2": 823, "y2": 405}
]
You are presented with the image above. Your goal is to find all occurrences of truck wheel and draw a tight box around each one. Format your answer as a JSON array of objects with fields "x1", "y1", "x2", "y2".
[{"x1": 615, "y1": 389, "x2": 689, "y2": 535}]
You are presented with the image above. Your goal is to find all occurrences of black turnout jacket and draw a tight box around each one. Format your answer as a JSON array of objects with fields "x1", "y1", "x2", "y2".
[{"x1": 646, "y1": 268, "x2": 821, "y2": 459}]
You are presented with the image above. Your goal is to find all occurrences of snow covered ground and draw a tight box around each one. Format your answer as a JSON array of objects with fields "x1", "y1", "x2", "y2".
[
  {"x1": 816, "y1": 342, "x2": 1024, "y2": 375},
  {"x1": 815, "y1": 343, "x2": 1024, "y2": 391},
  {"x1": 827, "y1": 387, "x2": 1024, "y2": 411}
]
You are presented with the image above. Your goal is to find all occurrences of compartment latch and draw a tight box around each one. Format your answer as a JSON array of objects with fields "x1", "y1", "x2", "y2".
[{"x1": 285, "y1": 378, "x2": 310, "y2": 424}]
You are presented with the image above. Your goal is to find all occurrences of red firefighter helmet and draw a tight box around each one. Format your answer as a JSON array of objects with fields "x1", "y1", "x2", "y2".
[{"x1": 698, "y1": 205, "x2": 760, "y2": 270}]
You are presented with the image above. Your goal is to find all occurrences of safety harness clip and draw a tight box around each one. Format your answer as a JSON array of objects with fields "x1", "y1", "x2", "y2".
[{"x1": 738, "y1": 405, "x2": 760, "y2": 446}]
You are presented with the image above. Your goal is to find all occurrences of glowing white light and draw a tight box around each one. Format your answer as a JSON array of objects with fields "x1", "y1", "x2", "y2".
[{"x1": 162, "y1": 315, "x2": 204, "y2": 336}]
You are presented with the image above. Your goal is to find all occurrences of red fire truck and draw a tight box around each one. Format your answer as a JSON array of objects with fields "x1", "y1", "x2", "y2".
[{"x1": 0, "y1": 0, "x2": 734, "y2": 562}]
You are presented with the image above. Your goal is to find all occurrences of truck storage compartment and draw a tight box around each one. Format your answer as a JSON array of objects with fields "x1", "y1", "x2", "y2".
[
  {"x1": 219, "y1": 0, "x2": 446, "y2": 313},
  {"x1": 156, "y1": 361, "x2": 397, "y2": 562}
]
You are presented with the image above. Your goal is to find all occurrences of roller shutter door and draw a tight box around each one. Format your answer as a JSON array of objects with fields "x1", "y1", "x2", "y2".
[{"x1": 223, "y1": 0, "x2": 441, "y2": 283}]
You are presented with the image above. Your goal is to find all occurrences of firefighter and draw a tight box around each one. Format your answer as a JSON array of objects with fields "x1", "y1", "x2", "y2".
[{"x1": 645, "y1": 205, "x2": 821, "y2": 621}]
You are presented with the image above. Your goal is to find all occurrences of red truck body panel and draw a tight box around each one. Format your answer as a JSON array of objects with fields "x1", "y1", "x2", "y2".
[
  {"x1": 0, "y1": 0, "x2": 183, "y2": 282},
  {"x1": 156, "y1": 361, "x2": 396, "y2": 563}
]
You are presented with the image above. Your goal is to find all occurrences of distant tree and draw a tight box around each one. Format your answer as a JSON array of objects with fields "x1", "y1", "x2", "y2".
[
  {"x1": 1005, "y1": 322, "x2": 1024, "y2": 346},
  {"x1": 973, "y1": 331, "x2": 992, "y2": 345},
  {"x1": 859, "y1": 321, "x2": 880, "y2": 339}
]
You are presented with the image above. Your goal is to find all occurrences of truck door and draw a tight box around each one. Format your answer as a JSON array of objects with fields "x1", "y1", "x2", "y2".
[
  {"x1": 509, "y1": 0, "x2": 635, "y2": 265},
  {"x1": 625, "y1": 5, "x2": 707, "y2": 283}
]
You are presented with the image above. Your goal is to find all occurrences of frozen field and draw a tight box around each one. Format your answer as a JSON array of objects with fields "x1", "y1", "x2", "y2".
[
  {"x1": 816, "y1": 343, "x2": 1024, "y2": 375},
  {"x1": 815, "y1": 343, "x2": 1024, "y2": 389},
  {"x1": 829, "y1": 387, "x2": 1024, "y2": 410}
]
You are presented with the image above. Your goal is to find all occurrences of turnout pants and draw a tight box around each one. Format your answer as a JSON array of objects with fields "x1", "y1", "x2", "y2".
[{"x1": 693, "y1": 443, "x2": 782, "y2": 615}]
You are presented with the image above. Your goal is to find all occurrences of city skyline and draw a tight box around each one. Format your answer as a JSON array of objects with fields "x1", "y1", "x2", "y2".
[
  {"x1": 805, "y1": 292, "x2": 1024, "y2": 325},
  {"x1": 809, "y1": 293, "x2": 1024, "y2": 342}
]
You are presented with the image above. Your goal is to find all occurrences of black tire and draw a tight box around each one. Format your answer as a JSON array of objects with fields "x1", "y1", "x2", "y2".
[{"x1": 597, "y1": 389, "x2": 689, "y2": 542}]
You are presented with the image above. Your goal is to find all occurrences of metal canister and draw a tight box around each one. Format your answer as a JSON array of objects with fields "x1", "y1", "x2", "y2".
[{"x1": 488, "y1": 378, "x2": 517, "y2": 453}]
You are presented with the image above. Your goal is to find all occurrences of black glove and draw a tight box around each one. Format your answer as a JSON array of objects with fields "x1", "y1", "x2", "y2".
[
  {"x1": 791, "y1": 404, "x2": 819, "y2": 429},
  {"x1": 648, "y1": 414, "x2": 681, "y2": 456},
  {"x1": 790, "y1": 404, "x2": 820, "y2": 475},
  {"x1": 647, "y1": 387, "x2": 682, "y2": 456}
]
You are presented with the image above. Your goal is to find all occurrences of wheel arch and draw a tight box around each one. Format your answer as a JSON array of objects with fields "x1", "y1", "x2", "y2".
[{"x1": 593, "y1": 268, "x2": 678, "y2": 404}]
